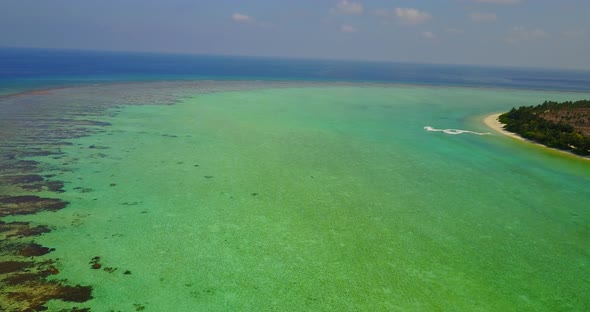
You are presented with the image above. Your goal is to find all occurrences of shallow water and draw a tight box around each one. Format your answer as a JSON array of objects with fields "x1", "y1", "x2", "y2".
[{"x1": 1, "y1": 83, "x2": 590, "y2": 311}]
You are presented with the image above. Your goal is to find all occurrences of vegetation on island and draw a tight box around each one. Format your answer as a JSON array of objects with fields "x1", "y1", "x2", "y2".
[{"x1": 498, "y1": 99, "x2": 590, "y2": 156}]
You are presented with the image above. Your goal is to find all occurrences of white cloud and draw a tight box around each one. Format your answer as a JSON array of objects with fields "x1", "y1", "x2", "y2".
[
  {"x1": 422, "y1": 31, "x2": 436, "y2": 39},
  {"x1": 232, "y1": 13, "x2": 253, "y2": 23},
  {"x1": 332, "y1": 1, "x2": 364, "y2": 15},
  {"x1": 340, "y1": 24, "x2": 357, "y2": 33},
  {"x1": 395, "y1": 8, "x2": 431, "y2": 26},
  {"x1": 473, "y1": 0, "x2": 522, "y2": 4},
  {"x1": 469, "y1": 12, "x2": 497, "y2": 22},
  {"x1": 507, "y1": 26, "x2": 548, "y2": 43}
]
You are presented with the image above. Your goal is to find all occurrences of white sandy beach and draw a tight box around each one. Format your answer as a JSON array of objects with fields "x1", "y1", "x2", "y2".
[
  {"x1": 483, "y1": 113, "x2": 525, "y2": 141},
  {"x1": 484, "y1": 113, "x2": 590, "y2": 161}
]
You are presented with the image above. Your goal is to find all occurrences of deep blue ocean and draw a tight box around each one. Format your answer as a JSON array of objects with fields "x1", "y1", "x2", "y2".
[{"x1": 1, "y1": 47, "x2": 590, "y2": 95}]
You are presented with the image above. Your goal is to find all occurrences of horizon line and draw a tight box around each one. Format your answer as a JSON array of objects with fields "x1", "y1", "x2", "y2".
[{"x1": 2, "y1": 45, "x2": 588, "y2": 73}]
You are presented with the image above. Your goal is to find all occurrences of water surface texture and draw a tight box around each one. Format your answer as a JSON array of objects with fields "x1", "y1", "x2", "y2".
[
  {"x1": 1, "y1": 49, "x2": 590, "y2": 311},
  {"x1": 2, "y1": 82, "x2": 589, "y2": 311},
  {"x1": 3, "y1": 47, "x2": 590, "y2": 95}
]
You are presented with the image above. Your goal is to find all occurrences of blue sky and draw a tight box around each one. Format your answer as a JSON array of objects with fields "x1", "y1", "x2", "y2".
[{"x1": 1, "y1": 0, "x2": 588, "y2": 69}]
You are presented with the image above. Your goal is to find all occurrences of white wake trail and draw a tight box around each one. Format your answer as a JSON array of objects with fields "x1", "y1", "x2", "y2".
[{"x1": 424, "y1": 126, "x2": 491, "y2": 136}]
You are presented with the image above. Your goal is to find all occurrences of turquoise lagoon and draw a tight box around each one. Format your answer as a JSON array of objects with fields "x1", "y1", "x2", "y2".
[{"x1": 4, "y1": 84, "x2": 590, "y2": 311}]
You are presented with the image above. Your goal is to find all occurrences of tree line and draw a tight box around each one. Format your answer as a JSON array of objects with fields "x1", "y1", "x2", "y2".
[{"x1": 498, "y1": 99, "x2": 590, "y2": 156}]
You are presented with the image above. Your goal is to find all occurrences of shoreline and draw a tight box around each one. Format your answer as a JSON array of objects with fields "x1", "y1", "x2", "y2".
[
  {"x1": 483, "y1": 113, "x2": 590, "y2": 161},
  {"x1": 483, "y1": 113, "x2": 525, "y2": 141}
]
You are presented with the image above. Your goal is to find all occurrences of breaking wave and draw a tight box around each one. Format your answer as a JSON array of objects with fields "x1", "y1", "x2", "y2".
[{"x1": 424, "y1": 126, "x2": 490, "y2": 136}]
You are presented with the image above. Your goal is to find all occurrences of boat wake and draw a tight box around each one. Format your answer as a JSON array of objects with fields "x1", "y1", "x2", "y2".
[{"x1": 424, "y1": 126, "x2": 491, "y2": 136}]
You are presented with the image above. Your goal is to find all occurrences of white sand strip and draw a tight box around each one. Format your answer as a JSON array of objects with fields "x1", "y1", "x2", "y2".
[
  {"x1": 484, "y1": 113, "x2": 590, "y2": 161},
  {"x1": 483, "y1": 113, "x2": 525, "y2": 141}
]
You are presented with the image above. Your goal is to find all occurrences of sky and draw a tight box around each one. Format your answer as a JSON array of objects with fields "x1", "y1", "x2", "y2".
[{"x1": 0, "y1": 0, "x2": 589, "y2": 70}]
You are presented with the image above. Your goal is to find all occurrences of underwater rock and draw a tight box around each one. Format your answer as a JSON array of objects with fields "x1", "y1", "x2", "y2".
[
  {"x1": 0, "y1": 195, "x2": 68, "y2": 217},
  {"x1": 20, "y1": 150, "x2": 56, "y2": 157},
  {"x1": 0, "y1": 160, "x2": 39, "y2": 173},
  {"x1": 4, "y1": 174, "x2": 44, "y2": 184},
  {"x1": 89, "y1": 256, "x2": 102, "y2": 269},
  {"x1": 4, "y1": 273, "x2": 40, "y2": 285},
  {"x1": 17, "y1": 180, "x2": 65, "y2": 193},
  {"x1": 73, "y1": 187, "x2": 93, "y2": 193},
  {"x1": 19, "y1": 243, "x2": 52, "y2": 257},
  {"x1": 0, "y1": 221, "x2": 51, "y2": 239},
  {"x1": 68, "y1": 308, "x2": 91, "y2": 312},
  {"x1": 0, "y1": 261, "x2": 33, "y2": 274},
  {"x1": 6, "y1": 282, "x2": 93, "y2": 310},
  {"x1": 46, "y1": 181, "x2": 65, "y2": 192},
  {"x1": 0, "y1": 226, "x2": 86, "y2": 310}
]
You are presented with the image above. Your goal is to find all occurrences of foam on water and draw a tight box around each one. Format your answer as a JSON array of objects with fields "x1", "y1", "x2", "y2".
[{"x1": 424, "y1": 126, "x2": 491, "y2": 135}]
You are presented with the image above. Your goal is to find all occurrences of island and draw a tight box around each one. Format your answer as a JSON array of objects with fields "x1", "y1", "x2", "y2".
[{"x1": 491, "y1": 100, "x2": 590, "y2": 156}]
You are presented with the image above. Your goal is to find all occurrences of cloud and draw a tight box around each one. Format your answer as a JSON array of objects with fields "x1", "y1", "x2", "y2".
[
  {"x1": 422, "y1": 31, "x2": 435, "y2": 40},
  {"x1": 232, "y1": 13, "x2": 253, "y2": 23},
  {"x1": 469, "y1": 12, "x2": 497, "y2": 22},
  {"x1": 394, "y1": 8, "x2": 431, "y2": 26},
  {"x1": 507, "y1": 26, "x2": 548, "y2": 43},
  {"x1": 473, "y1": 0, "x2": 522, "y2": 4},
  {"x1": 331, "y1": 1, "x2": 364, "y2": 15},
  {"x1": 340, "y1": 24, "x2": 357, "y2": 33}
]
